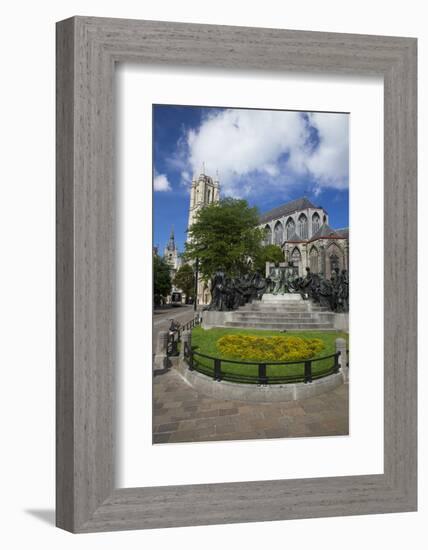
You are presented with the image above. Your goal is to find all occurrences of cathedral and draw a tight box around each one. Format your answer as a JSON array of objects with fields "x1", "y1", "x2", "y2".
[
  {"x1": 163, "y1": 169, "x2": 349, "y2": 305},
  {"x1": 258, "y1": 197, "x2": 349, "y2": 278}
]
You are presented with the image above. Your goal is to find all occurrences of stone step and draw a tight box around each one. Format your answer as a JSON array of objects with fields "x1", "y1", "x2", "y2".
[
  {"x1": 231, "y1": 314, "x2": 334, "y2": 321},
  {"x1": 233, "y1": 310, "x2": 333, "y2": 317},
  {"x1": 241, "y1": 306, "x2": 329, "y2": 313},
  {"x1": 224, "y1": 321, "x2": 335, "y2": 330}
]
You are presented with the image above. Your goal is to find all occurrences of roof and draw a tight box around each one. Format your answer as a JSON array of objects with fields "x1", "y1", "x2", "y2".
[
  {"x1": 335, "y1": 227, "x2": 349, "y2": 239},
  {"x1": 309, "y1": 223, "x2": 342, "y2": 242},
  {"x1": 259, "y1": 197, "x2": 319, "y2": 224}
]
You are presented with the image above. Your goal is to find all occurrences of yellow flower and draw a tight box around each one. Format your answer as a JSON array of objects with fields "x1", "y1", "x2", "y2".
[{"x1": 217, "y1": 335, "x2": 324, "y2": 362}]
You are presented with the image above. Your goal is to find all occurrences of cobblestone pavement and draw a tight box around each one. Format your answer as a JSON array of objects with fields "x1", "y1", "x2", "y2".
[{"x1": 153, "y1": 367, "x2": 348, "y2": 444}]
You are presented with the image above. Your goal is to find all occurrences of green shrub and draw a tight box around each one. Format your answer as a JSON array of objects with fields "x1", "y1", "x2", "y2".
[{"x1": 216, "y1": 334, "x2": 324, "y2": 362}]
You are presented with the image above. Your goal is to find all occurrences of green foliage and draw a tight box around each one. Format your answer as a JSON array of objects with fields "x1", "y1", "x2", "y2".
[
  {"x1": 173, "y1": 263, "x2": 195, "y2": 302},
  {"x1": 153, "y1": 254, "x2": 172, "y2": 304},
  {"x1": 253, "y1": 243, "x2": 284, "y2": 273},
  {"x1": 184, "y1": 198, "x2": 265, "y2": 280},
  {"x1": 217, "y1": 334, "x2": 324, "y2": 362}
]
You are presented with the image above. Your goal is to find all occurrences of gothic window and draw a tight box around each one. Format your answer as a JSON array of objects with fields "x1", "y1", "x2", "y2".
[
  {"x1": 330, "y1": 254, "x2": 339, "y2": 272},
  {"x1": 298, "y1": 213, "x2": 308, "y2": 240},
  {"x1": 326, "y1": 243, "x2": 343, "y2": 277},
  {"x1": 274, "y1": 221, "x2": 283, "y2": 245},
  {"x1": 263, "y1": 225, "x2": 272, "y2": 246},
  {"x1": 285, "y1": 218, "x2": 295, "y2": 240},
  {"x1": 207, "y1": 189, "x2": 211, "y2": 203},
  {"x1": 309, "y1": 246, "x2": 319, "y2": 273},
  {"x1": 312, "y1": 212, "x2": 320, "y2": 235},
  {"x1": 291, "y1": 247, "x2": 302, "y2": 271}
]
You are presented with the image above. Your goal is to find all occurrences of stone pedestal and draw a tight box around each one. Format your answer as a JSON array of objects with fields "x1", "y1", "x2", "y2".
[
  {"x1": 335, "y1": 337, "x2": 349, "y2": 383},
  {"x1": 333, "y1": 313, "x2": 349, "y2": 331},
  {"x1": 262, "y1": 293, "x2": 303, "y2": 302},
  {"x1": 180, "y1": 331, "x2": 191, "y2": 361},
  {"x1": 153, "y1": 330, "x2": 169, "y2": 371},
  {"x1": 202, "y1": 310, "x2": 233, "y2": 329}
]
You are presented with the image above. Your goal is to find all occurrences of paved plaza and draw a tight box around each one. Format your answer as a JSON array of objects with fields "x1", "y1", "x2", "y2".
[{"x1": 153, "y1": 366, "x2": 348, "y2": 444}]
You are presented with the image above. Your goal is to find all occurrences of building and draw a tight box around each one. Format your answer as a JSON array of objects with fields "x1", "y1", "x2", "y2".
[
  {"x1": 185, "y1": 173, "x2": 348, "y2": 305},
  {"x1": 162, "y1": 227, "x2": 183, "y2": 302},
  {"x1": 187, "y1": 170, "x2": 220, "y2": 232},
  {"x1": 163, "y1": 226, "x2": 181, "y2": 277},
  {"x1": 187, "y1": 170, "x2": 220, "y2": 304},
  {"x1": 259, "y1": 197, "x2": 349, "y2": 278}
]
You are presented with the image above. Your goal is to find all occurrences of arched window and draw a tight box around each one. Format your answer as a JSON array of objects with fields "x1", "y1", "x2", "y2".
[
  {"x1": 309, "y1": 246, "x2": 319, "y2": 273},
  {"x1": 291, "y1": 247, "x2": 302, "y2": 273},
  {"x1": 298, "y1": 213, "x2": 308, "y2": 240},
  {"x1": 263, "y1": 225, "x2": 272, "y2": 246},
  {"x1": 274, "y1": 221, "x2": 283, "y2": 245},
  {"x1": 330, "y1": 254, "x2": 339, "y2": 273},
  {"x1": 312, "y1": 212, "x2": 320, "y2": 235},
  {"x1": 326, "y1": 243, "x2": 343, "y2": 277},
  {"x1": 285, "y1": 218, "x2": 295, "y2": 240}
]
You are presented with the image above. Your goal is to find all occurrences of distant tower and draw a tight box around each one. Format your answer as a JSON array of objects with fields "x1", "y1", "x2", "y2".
[
  {"x1": 163, "y1": 226, "x2": 181, "y2": 273},
  {"x1": 187, "y1": 167, "x2": 220, "y2": 235}
]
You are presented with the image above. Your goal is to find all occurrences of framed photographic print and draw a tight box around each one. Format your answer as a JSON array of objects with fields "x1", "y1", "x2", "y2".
[{"x1": 56, "y1": 17, "x2": 417, "y2": 532}]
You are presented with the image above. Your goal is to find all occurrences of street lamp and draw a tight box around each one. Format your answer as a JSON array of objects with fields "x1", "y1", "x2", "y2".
[{"x1": 193, "y1": 257, "x2": 199, "y2": 312}]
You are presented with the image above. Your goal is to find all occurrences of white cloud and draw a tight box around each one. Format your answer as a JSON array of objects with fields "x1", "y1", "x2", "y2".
[
  {"x1": 182, "y1": 108, "x2": 348, "y2": 198},
  {"x1": 153, "y1": 172, "x2": 172, "y2": 192},
  {"x1": 306, "y1": 112, "x2": 349, "y2": 190},
  {"x1": 180, "y1": 170, "x2": 191, "y2": 186}
]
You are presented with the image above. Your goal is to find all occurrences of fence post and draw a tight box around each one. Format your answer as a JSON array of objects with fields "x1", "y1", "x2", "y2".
[
  {"x1": 336, "y1": 338, "x2": 348, "y2": 382},
  {"x1": 180, "y1": 331, "x2": 191, "y2": 362},
  {"x1": 153, "y1": 330, "x2": 169, "y2": 372},
  {"x1": 258, "y1": 364, "x2": 268, "y2": 385},
  {"x1": 304, "y1": 361, "x2": 312, "y2": 383},
  {"x1": 214, "y1": 358, "x2": 222, "y2": 381}
]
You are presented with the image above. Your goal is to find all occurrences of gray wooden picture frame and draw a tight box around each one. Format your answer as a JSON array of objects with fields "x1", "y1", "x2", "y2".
[{"x1": 56, "y1": 16, "x2": 417, "y2": 533}]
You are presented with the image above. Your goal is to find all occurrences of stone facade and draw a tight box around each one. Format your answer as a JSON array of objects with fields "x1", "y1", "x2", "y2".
[
  {"x1": 187, "y1": 171, "x2": 220, "y2": 231},
  {"x1": 187, "y1": 171, "x2": 220, "y2": 305},
  {"x1": 184, "y1": 177, "x2": 348, "y2": 305},
  {"x1": 259, "y1": 197, "x2": 349, "y2": 278},
  {"x1": 163, "y1": 227, "x2": 183, "y2": 302}
]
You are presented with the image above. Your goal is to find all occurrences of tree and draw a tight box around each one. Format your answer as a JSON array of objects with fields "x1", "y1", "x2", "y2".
[
  {"x1": 153, "y1": 254, "x2": 172, "y2": 305},
  {"x1": 184, "y1": 198, "x2": 265, "y2": 280},
  {"x1": 253, "y1": 244, "x2": 285, "y2": 273},
  {"x1": 173, "y1": 264, "x2": 195, "y2": 303}
]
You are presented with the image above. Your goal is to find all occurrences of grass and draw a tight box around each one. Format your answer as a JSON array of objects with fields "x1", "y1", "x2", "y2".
[{"x1": 190, "y1": 327, "x2": 349, "y2": 383}]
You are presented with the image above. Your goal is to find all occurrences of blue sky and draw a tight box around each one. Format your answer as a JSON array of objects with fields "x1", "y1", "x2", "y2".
[{"x1": 153, "y1": 104, "x2": 349, "y2": 254}]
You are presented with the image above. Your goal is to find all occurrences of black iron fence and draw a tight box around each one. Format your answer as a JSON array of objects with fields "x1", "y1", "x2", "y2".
[
  {"x1": 167, "y1": 315, "x2": 201, "y2": 356},
  {"x1": 183, "y1": 343, "x2": 341, "y2": 385}
]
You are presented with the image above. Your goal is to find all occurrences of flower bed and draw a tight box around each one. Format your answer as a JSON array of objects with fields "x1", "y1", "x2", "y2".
[{"x1": 216, "y1": 334, "x2": 324, "y2": 362}]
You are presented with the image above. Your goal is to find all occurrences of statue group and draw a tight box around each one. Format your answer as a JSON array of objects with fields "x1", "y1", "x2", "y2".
[
  {"x1": 207, "y1": 264, "x2": 349, "y2": 313},
  {"x1": 300, "y1": 267, "x2": 349, "y2": 313},
  {"x1": 207, "y1": 270, "x2": 267, "y2": 312}
]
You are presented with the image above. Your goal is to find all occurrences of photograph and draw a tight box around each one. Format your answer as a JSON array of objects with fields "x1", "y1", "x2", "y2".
[{"x1": 152, "y1": 104, "x2": 350, "y2": 444}]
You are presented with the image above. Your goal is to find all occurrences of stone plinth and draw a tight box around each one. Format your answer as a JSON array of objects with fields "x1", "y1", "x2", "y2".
[
  {"x1": 262, "y1": 293, "x2": 303, "y2": 302},
  {"x1": 333, "y1": 313, "x2": 349, "y2": 331},
  {"x1": 175, "y1": 359, "x2": 343, "y2": 403},
  {"x1": 201, "y1": 310, "x2": 233, "y2": 329}
]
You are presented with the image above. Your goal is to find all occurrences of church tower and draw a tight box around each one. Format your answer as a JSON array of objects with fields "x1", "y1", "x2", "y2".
[
  {"x1": 163, "y1": 226, "x2": 180, "y2": 273},
  {"x1": 186, "y1": 167, "x2": 220, "y2": 305},
  {"x1": 187, "y1": 167, "x2": 220, "y2": 235}
]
